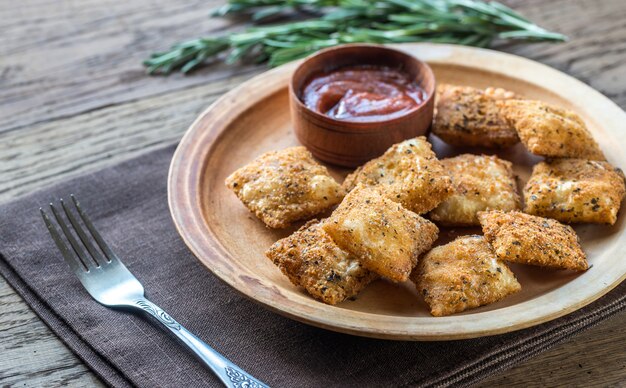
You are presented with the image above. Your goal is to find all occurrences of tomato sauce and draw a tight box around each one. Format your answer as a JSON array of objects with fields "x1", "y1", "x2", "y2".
[{"x1": 302, "y1": 66, "x2": 427, "y2": 122}]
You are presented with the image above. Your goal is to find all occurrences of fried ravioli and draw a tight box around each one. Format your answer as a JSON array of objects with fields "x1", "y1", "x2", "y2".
[
  {"x1": 432, "y1": 84, "x2": 519, "y2": 148},
  {"x1": 499, "y1": 100, "x2": 605, "y2": 160},
  {"x1": 429, "y1": 154, "x2": 521, "y2": 226},
  {"x1": 478, "y1": 210, "x2": 588, "y2": 271},
  {"x1": 323, "y1": 184, "x2": 439, "y2": 282},
  {"x1": 342, "y1": 137, "x2": 454, "y2": 214},
  {"x1": 412, "y1": 235, "x2": 521, "y2": 317},
  {"x1": 266, "y1": 220, "x2": 377, "y2": 305},
  {"x1": 225, "y1": 146, "x2": 344, "y2": 228},
  {"x1": 524, "y1": 159, "x2": 626, "y2": 225}
]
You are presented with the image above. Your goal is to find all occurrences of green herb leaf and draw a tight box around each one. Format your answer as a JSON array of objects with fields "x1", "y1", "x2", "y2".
[{"x1": 145, "y1": 0, "x2": 566, "y2": 74}]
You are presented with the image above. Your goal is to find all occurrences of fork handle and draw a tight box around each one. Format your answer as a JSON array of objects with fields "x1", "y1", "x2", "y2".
[{"x1": 132, "y1": 298, "x2": 268, "y2": 388}]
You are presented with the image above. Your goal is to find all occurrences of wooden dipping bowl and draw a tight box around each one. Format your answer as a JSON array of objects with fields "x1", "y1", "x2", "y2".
[{"x1": 289, "y1": 44, "x2": 436, "y2": 167}]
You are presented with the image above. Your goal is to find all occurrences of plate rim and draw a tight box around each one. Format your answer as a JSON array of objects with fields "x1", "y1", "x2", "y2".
[{"x1": 168, "y1": 43, "x2": 626, "y2": 341}]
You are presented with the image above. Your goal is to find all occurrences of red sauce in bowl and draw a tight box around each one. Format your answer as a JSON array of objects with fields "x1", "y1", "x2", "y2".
[{"x1": 302, "y1": 66, "x2": 427, "y2": 122}]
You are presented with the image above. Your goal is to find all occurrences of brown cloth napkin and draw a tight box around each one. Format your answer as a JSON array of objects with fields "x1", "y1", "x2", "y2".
[{"x1": 1, "y1": 144, "x2": 624, "y2": 388}]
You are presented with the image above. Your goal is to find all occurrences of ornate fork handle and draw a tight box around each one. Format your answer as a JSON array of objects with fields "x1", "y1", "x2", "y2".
[{"x1": 133, "y1": 298, "x2": 268, "y2": 388}]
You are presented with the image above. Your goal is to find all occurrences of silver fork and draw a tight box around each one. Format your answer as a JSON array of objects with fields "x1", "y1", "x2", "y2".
[{"x1": 40, "y1": 195, "x2": 268, "y2": 388}]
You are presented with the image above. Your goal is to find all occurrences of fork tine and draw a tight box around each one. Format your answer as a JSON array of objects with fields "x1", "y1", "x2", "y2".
[
  {"x1": 71, "y1": 195, "x2": 119, "y2": 264},
  {"x1": 40, "y1": 208, "x2": 86, "y2": 273},
  {"x1": 61, "y1": 198, "x2": 108, "y2": 266},
  {"x1": 50, "y1": 201, "x2": 97, "y2": 270}
]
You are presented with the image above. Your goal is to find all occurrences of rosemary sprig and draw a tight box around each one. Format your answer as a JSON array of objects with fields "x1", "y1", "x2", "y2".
[{"x1": 144, "y1": 0, "x2": 566, "y2": 74}]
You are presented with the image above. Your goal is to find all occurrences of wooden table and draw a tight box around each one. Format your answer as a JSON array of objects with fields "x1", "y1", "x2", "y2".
[{"x1": 1, "y1": 0, "x2": 624, "y2": 386}]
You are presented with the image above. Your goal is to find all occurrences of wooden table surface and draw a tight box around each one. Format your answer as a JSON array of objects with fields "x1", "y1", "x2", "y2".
[{"x1": 1, "y1": 0, "x2": 625, "y2": 386}]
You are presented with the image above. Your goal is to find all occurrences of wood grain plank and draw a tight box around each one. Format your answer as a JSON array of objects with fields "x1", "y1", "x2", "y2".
[
  {"x1": 480, "y1": 313, "x2": 626, "y2": 387},
  {"x1": 0, "y1": 0, "x2": 258, "y2": 135},
  {"x1": 0, "y1": 278, "x2": 105, "y2": 387},
  {"x1": 496, "y1": 0, "x2": 626, "y2": 108},
  {"x1": 0, "y1": 71, "x2": 258, "y2": 202}
]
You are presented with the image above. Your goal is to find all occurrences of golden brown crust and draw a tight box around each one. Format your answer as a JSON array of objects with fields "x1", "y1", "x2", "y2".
[
  {"x1": 499, "y1": 100, "x2": 605, "y2": 160},
  {"x1": 429, "y1": 154, "x2": 521, "y2": 226},
  {"x1": 411, "y1": 235, "x2": 521, "y2": 317},
  {"x1": 524, "y1": 159, "x2": 626, "y2": 225},
  {"x1": 342, "y1": 137, "x2": 454, "y2": 214},
  {"x1": 225, "y1": 146, "x2": 345, "y2": 228},
  {"x1": 478, "y1": 210, "x2": 588, "y2": 271},
  {"x1": 265, "y1": 220, "x2": 377, "y2": 305},
  {"x1": 432, "y1": 84, "x2": 519, "y2": 148},
  {"x1": 323, "y1": 185, "x2": 439, "y2": 282}
]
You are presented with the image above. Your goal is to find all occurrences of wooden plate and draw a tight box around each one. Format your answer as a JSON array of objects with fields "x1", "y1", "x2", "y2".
[{"x1": 168, "y1": 43, "x2": 626, "y2": 340}]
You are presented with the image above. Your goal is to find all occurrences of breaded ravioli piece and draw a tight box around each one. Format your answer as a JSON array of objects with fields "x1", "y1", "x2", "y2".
[
  {"x1": 323, "y1": 185, "x2": 438, "y2": 282},
  {"x1": 478, "y1": 211, "x2": 588, "y2": 271},
  {"x1": 342, "y1": 137, "x2": 454, "y2": 214},
  {"x1": 225, "y1": 146, "x2": 344, "y2": 228},
  {"x1": 524, "y1": 159, "x2": 626, "y2": 225},
  {"x1": 429, "y1": 154, "x2": 521, "y2": 226},
  {"x1": 266, "y1": 220, "x2": 377, "y2": 305},
  {"x1": 412, "y1": 235, "x2": 521, "y2": 317},
  {"x1": 499, "y1": 100, "x2": 605, "y2": 160},
  {"x1": 432, "y1": 84, "x2": 519, "y2": 148}
]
